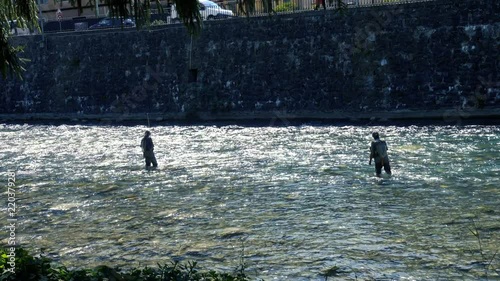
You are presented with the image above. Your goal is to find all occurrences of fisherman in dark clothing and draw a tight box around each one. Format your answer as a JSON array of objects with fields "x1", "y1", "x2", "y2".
[
  {"x1": 141, "y1": 130, "x2": 158, "y2": 168},
  {"x1": 369, "y1": 132, "x2": 391, "y2": 177}
]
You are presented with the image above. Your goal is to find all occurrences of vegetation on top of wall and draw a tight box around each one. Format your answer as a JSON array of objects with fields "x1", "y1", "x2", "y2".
[
  {"x1": 151, "y1": 19, "x2": 167, "y2": 26},
  {"x1": 275, "y1": 2, "x2": 297, "y2": 13},
  {"x1": 0, "y1": 0, "x2": 202, "y2": 80},
  {"x1": 0, "y1": 0, "x2": 38, "y2": 79}
]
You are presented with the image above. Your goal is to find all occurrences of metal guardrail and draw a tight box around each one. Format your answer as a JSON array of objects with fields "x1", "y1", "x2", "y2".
[
  {"x1": 156, "y1": 0, "x2": 434, "y2": 23},
  {"x1": 213, "y1": 0, "x2": 435, "y2": 17}
]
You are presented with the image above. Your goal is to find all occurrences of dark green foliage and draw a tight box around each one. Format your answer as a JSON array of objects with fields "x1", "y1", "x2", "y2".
[
  {"x1": 0, "y1": 248, "x2": 255, "y2": 281},
  {"x1": 237, "y1": 0, "x2": 256, "y2": 16},
  {"x1": 0, "y1": 247, "x2": 53, "y2": 280},
  {"x1": 275, "y1": 2, "x2": 296, "y2": 13},
  {"x1": 172, "y1": 0, "x2": 202, "y2": 35},
  {"x1": 0, "y1": 32, "x2": 26, "y2": 79},
  {"x1": 0, "y1": 0, "x2": 38, "y2": 79},
  {"x1": 1, "y1": 0, "x2": 200, "y2": 79}
]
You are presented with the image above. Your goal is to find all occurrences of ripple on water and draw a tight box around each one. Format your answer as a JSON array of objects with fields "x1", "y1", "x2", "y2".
[{"x1": 0, "y1": 124, "x2": 499, "y2": 280}]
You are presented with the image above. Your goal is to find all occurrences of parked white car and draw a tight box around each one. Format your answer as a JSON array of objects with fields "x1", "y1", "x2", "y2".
[{"x1": 171, "y1": 0, "x2": 234, "y2": 22}]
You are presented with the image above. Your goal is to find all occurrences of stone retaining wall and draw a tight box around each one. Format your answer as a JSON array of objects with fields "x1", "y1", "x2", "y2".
[{"x1": 0, "y1": 0, "x2": 498, "y2": 120}]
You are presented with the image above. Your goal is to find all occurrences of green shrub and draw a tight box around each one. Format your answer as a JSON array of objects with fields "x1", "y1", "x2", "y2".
[
  {"x1": 151, "y1": 19, "x2": 166, "y2": 26},
  {"x1": 0, "y1": 247, "x2": 255, "y2": 281},
  {"x1": 275, "y1": 2, "x2": 297, "y2": 12}
]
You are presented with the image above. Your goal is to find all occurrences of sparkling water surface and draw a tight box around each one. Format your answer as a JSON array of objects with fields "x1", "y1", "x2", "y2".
[{"x1": 1, "y1": 124, "x2": 499, "y2": 280}]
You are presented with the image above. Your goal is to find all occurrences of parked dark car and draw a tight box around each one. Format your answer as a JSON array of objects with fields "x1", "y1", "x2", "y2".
[{"x1": 88, "y1": 17, "x2": 136, "y2": 29}]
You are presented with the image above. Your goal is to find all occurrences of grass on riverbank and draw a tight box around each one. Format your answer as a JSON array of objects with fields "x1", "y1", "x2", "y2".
[{"x1": 0, "y1": 247, "x2": 256, "y2": 281}]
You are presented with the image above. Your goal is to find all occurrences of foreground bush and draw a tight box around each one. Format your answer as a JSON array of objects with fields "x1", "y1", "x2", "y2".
[{"x1": 0, "y1": 247, "x2": 254, "y2": 281}]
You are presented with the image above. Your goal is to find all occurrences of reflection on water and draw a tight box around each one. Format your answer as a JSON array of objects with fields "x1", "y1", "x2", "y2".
[{"x1": 1, "y1": 124, "x2": 499, "y2": 280}]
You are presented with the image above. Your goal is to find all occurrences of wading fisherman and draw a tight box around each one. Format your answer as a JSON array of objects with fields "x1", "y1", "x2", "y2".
[
  {"x1": 369, "y1": 132, "x2": 391, "y2": 177},
  {"x1": 141, "y1": 130, "x2": 158, "y2": 169}
]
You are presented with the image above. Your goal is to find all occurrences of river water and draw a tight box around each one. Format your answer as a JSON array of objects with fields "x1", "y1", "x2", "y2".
[{"x1": 1, "y1": 123, "x2": 499, "y2": 280}]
